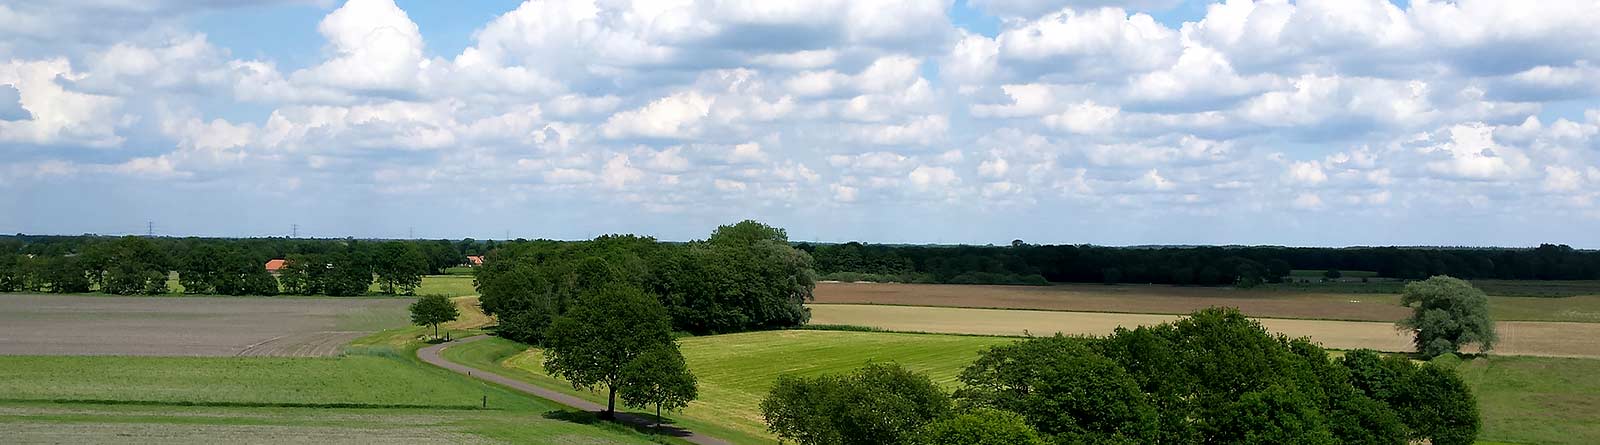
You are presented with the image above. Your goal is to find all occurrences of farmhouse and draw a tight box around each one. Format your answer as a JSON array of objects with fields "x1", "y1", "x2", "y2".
[
  {"x1": 264, "y1": 258, "x2": 287, "y2": 273},
  {"x1": 465, "y1": 255, "x2": 483, "y2": 267}
]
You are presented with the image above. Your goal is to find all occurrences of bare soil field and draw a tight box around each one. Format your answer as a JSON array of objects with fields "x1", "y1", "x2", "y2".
[
  {"x1": 813, "y1": 282, "x2": 1600, "y2": 323},
  {"x1": 809, "y1": 304, "x2": 1600, "y2": 358},
  {"x1": 0, "y1": 295, "x2": 410, "y2": 357}
]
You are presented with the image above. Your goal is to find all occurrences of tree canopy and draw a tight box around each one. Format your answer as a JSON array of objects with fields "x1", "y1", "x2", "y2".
[
  {"x1": 476, "y1": 221, "x2": 815, "y2": 340},
  {"x1": 1397, "y1": 276, "x2": 1497, "y2": 357},
  {"x1": 409, "y1": 294, "x2": 460, "y2": 338},
  {"x1": 619, "y1": 345, "x2": 698, "y2": 428},
  {"x1": 542, "y1": 284, "x2": 676, "y2": 419},
  {"x1": 760, "y1": 362, "x2": 950, "y2": 445}
]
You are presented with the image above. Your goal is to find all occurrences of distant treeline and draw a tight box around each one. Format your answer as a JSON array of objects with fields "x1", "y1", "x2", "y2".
[
  {"x1": 0, "y1": 235, "x2": 500, "y2": 295},
  {"x1": 799, "y1": 242, "x2": 1600, "y2": 286}
]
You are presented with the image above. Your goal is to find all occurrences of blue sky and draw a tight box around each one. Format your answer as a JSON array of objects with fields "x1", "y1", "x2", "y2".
[{"x1": 2, "y1": 0, "x2": 1599, "y2": 246}]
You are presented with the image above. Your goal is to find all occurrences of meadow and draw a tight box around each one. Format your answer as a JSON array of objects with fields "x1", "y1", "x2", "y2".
[
  {"x1": 1458, "y1": 356, "x2": 1600, "y2": 445},
  {"x1": 0, "y1": 355, "x2": 504, "y2": 407},
  {"x1": 445, "y1": 331, "x2": 1013, "y2": 444}
]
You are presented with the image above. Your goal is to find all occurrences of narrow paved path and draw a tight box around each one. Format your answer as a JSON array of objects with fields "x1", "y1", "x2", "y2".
[{"x1": 418, "y1": 335, "x2": 732, "y2": 445}]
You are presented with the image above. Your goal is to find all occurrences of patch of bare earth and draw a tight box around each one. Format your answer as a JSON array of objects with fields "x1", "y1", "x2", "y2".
[
  {"x1": 0, "y1": 295, "x2": 409, "y2": 357},
  {"x1": 809, "y1": 304, "x2": 1600, "y2": 358},
  {"x1": 814, "y1": 282, "x2": 1411, "y2": 321}
]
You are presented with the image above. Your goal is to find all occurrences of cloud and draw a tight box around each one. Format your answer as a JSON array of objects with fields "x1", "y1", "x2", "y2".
[
  {"x1": 603, "y1": 91, "x2": 714, "y2": 139},
  {"x1": 970, "y1": 0, "x2": 1185, "y2": 18},
  {"x1": 292, "y1": 0, "x2": 426, "y2": 95},
  {"x1": 0, "y1": 84, "x2": 30, "y2": 120},
  {"x1": 7, "y1": 0, "x2": 1600, "y2": 244},
  {"x1": 0, "y1": 59, "x2": 124, "y2": 147}
]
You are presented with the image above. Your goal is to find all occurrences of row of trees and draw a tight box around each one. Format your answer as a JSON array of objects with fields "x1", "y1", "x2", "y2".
[
  {"x1": 475, "y1": 220, "x2": 816, "y2": 337},
  {"x1": 0, "y1": 236, "x2": 436, "y2": 296},
  {"x1": 761, "y1": 308, "x2": 1480, "y2": 445},
  {"x1": 803, "y1": 241, "x2": 1600, "y2": 285},
  {"x1": 2, "y1": 235, "x2": 494, "y2": 272}
]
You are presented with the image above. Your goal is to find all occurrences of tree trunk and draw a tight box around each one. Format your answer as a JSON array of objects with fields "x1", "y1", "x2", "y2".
[
  {"x1": 655, "y1": 404, "x2": 662, "y2": 429},
  {"x1": 603, "y1": 386, "x2": 616, "y2": 420},
  {"x1": 433, "y1": 323, "x2": 438, "y2": 338}
]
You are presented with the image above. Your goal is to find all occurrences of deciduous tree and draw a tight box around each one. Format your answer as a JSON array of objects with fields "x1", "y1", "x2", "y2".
[
  {"x1": 760, "y1": 362, "x2": 950, "y2": 445},
  {"x1": 619, "y1": 345, "x2": 698, "y2": 428},
  {"x1": 409, "y1": 294, "x2": 460, "y2": 338},
  {"x1": 542, "y1": 284, "x2": 675, "y2": 419},
  {"x1": 1397, "y1": 276, "x2": 1496, "y2": 357}
]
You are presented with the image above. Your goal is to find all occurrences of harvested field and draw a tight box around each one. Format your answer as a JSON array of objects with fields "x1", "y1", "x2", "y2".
[
  {"x1": 0, "y1": 294, "x2": 410, "y2": 357},
  {"x1": 813, "y1": 282, "x2": 1600, "y2": 323},
  {"x1": 809, "y1": 304, "x2": 1600, "y2": 358}
]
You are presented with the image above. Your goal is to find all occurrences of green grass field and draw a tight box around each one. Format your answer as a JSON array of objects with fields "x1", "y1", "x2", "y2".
[
  {"x1": 448, "y1": 330, "x2": 1014, "y2": 444},
  {"x1": 0, "y1": 355, "x2": 509, "y2": 408},
  {"x1": 414, "y1": 274, "x2": 477, "y2": 297},
  {"x1": 1458, "y1": 356, "x2": 1600, "y2": 445},
  {"x1": 0, "y1": 330, "x2": 681, "y2": 445}
]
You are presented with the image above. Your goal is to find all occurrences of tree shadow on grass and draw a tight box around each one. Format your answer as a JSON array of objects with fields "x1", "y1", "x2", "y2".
[{"x1": 543, "y1": 409, "x2": 696, "y2": 439}]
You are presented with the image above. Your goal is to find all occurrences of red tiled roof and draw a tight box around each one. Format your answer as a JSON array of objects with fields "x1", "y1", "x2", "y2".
[
  {"x1": 265, "y1": 259, "x2": 287, "y2": 272},
  {"x1": 466, "y1": 255, "x2": 483, "y2": 265}
]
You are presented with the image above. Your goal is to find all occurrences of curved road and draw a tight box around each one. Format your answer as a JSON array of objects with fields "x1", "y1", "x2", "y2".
[{"x1": 418, "y1": 335, "x2": 731, "y2": 445}]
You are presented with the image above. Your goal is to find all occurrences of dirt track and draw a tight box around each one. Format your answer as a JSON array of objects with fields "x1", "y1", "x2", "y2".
[
  {"x1": 809, "y1": 304, "x2": 1600, "y2": 358},
  {"x1": 0, "y1": 294, "x2": 409, "y2": 357}
]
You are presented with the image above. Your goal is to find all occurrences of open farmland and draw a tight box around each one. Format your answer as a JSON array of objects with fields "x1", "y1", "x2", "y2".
[
  {"x1": 446, "y1": 331, "x2": 1014, "y2": 445},
  {"x1": 808, "y1": 304, "x2": 1600, "y2": 358},
  {"x1": 1458, "y1": 356, "x2": 1600, "y2": 445},
  {"x1": 0, "y1": 294, "x2": 409, "y2": 357},
  {"x1": 0, "y1": 353, "x2": 668, "y2": 445},
  {"x1": 813, "y1": 282, "x2": 1600, "y2": 323}
]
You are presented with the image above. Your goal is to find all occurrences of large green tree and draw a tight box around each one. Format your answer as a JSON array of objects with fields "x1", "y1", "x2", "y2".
[
  {"x1": 98, "y1": 236, "x2": 170, "y2": 295},
  {"x1": 542, "y1": 284, "x2": 675, "y2": 419},
  {"x1": 956, "y1": 335, "x2": 1159, "y2": 444},
  {"x1": 409, "y1": 294, "x2": 460, "y2": 338},
  {"x1": 1341, "y1": 349, "x2": 1479, "y2": 445},
  {"x1": 618, "y1": 345, "x2": 698, "y2": 428},
  {"x1": 760, "y1": 362, "x2": 950, "y2": 445},
  {"x1": 1397, "y1": 276, "x2": 1497, "y2": 357},
  {"x1": 374, "y1": 241, "x2": 428, "y2": 295}
]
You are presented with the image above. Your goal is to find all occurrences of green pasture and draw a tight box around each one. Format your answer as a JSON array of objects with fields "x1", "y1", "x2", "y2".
[
  {"x1": 448, "y1": 330, "x2": 1014, "y2": 444},
  {"x1": 0, "y1": 354, "x2": 528, "y2": 408},
  {"x1": 1457, "y1": 356, "x2": 1600, "y2": 445},
  {"x1": 0, "y1": 333, "x2": 680, "y2": 444}
]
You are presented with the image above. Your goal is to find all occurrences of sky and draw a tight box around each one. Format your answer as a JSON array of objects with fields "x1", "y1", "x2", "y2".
[{"x1": 1, "y1": 0, "x2": 1599, "y2": 247}]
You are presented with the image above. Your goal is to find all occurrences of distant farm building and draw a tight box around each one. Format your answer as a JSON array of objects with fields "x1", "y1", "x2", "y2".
[
  {"x1": 264, "y1": 259, "x2": 287, "y2": 273},
  {"x1": 465, "y1": 255, "x2": 484, "y2": 266}
]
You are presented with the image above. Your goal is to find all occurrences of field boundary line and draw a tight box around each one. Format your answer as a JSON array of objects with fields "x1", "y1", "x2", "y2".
[{"x1": 418, "y1": 335, "x2": 732, "y2": 445}]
